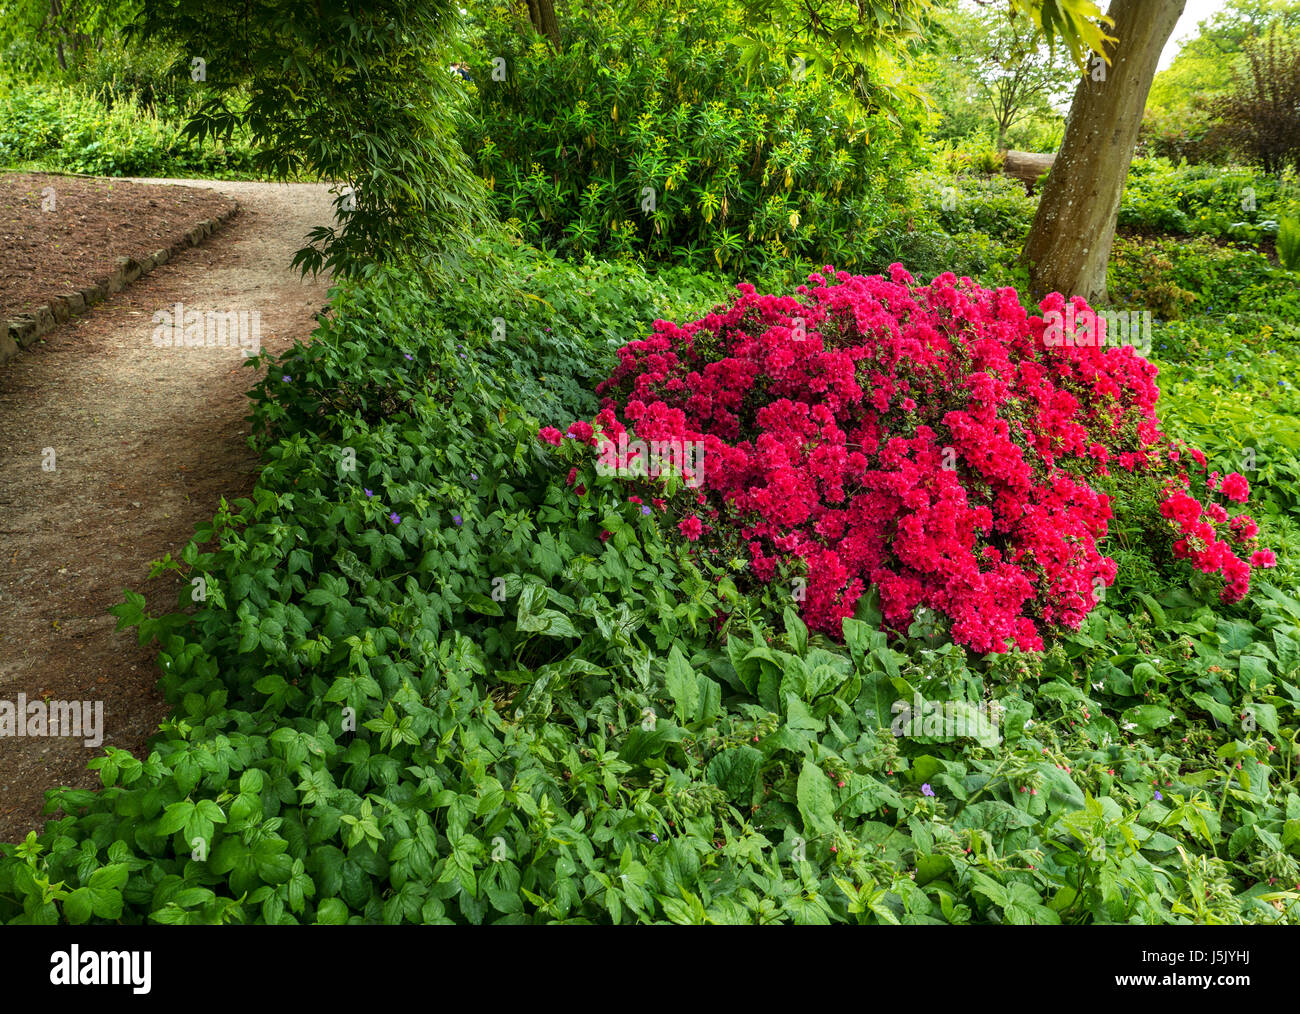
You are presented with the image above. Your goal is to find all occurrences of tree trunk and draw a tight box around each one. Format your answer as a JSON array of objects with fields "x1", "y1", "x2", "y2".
[
  {"x1": 526, "y1": 0, "x2": 561, "y2": 51},
  {"x1": 1020, "y1": 0, "x2": 1185, "y2": 303}
]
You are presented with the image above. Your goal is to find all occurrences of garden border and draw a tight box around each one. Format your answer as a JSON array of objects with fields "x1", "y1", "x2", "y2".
[{"x1": 0, "y1": 201, "x2": 241, "y2": 367}]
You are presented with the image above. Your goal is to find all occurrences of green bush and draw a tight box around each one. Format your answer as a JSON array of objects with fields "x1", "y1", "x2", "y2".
[
  {"x1": 1110, "y1": 234, "x2": 1300, "y2": 321},
  {"x1": 457, "y1": 0, "x2": 922, "y2": 278},
  {"x1": 0, "y1": 74, "x2": 257, "y2": 177},
  {"x1": 1119, "y1": 159, "x2": 1300, "y2": 245},
  {"x1": 70, "y1": 40, "x2": 194, "y2": 115}
]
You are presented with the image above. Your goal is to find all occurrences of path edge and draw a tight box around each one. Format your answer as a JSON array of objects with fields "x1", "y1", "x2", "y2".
[{"x1": 1, "y1": 201, "x2": 241, "y2": 367}]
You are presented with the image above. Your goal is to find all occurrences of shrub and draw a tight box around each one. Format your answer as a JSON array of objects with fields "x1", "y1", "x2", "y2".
[
  {"x1": 568, "y1": 267, "x2": 1273, "y2": 654},
  {"x1": 1137, "y1": 103, "x2": 1233, "y2": 166},
  {"x1": 0, "y1": 74, "x2": 257, "y2": 177},
  {"x1": 1110, "y1": 234, "x2": 1300, "y2": 322},
  {"x1": 1214, "y1": 27, "x2": 1300, "y2": 177},
  {"x1": 70, "y1": 39, "x2": 193, "y2": 115},
  {"x1": 457, "y1": 0, "x2": 921, "y2": 278}
]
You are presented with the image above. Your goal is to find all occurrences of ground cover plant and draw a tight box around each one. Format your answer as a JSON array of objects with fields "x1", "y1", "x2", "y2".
[{"x1": 3, "y1": 243, "x2": 1300, "y2": 925}]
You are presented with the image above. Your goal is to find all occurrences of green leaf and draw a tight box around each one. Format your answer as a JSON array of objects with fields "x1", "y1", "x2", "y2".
[
  {"x1": 797, "y1": 760, "x2": 836, "y2": 837},
  {"x1": 316, "y1": 898, "x2": 349, "y2": 924},
  {"x1": 663, "y1": 645, "x2": 700, "y2": 723},
  {"x1": 1120, "y1": 705, "x2": 1174, "y2": 734},
  {"x1": 63, "y1": 888, "x2": 94, "y2": 925},
  {"x1": 707, "y1": 746, "x2": 763, "y2": 802}
]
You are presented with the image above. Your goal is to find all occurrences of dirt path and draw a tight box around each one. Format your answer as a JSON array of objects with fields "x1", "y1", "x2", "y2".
[{"x1": 0, "y1": 179, "x2": 334, "y2": 842}]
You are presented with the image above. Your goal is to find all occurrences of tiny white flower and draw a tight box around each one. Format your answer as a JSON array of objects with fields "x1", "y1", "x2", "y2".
[
  {"x1": 1122, "y1": 722, "x2": 1137, "y2": 731},
  {"x1": 1092, "y1": 681, "x2": 1104, "y2": 691}
]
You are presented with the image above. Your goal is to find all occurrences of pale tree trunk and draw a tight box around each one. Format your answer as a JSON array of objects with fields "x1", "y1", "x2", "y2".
[{"x1": 1021, "y1": 0, "x2": 1185, "y2": 303}]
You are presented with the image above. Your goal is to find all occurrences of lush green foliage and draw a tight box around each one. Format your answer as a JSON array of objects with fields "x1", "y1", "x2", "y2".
[
  {"x1": 3, "y1": 0, "x2": 1300, "y2": 930},
  {"x1": 1279, "y1": 217, "x2": 1300, "y2": 270},
  {"x1": 458, "y1": 0, "x2": 923, "y2": 278},
  {"x1": 1110, "y1": 234, "x2": 1300, "y2": 321},
  {"x1": 0, "y1": 0, "x2": 140, "y2": 73},
  {"x1": 0, "y1": 73, "x2": 256, "y2": 177},
  {"x1": 1120, "y1": 159, "x2": 1300, "y2": 243},
  {"x1": 135, "y1": 0, "x2": 490, "y2": 278},
  {"x1": 1143, "y1": 1, "x2": 1300, "y2": 167},
  {"x1": 4, "y1": 239, "x2": 1300, "y2": 925}
]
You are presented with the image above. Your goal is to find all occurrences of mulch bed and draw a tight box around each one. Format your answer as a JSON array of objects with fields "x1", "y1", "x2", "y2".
[{"x1": 0, "y1": 172, "x2": 237, "y2": 318}]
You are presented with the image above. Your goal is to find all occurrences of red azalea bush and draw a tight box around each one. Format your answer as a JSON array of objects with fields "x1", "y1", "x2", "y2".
[{"x1": 542, "y1": 265, "x2": 1273, "y2": 653}]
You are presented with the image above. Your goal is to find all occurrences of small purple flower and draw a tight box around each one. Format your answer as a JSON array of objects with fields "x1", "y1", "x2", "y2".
[
  {"x1": 452, "y1": 514, "x2": 463, "y2": 526},
  {"x1": 282, "y1": 375, "x2": 291, "y2": 382},
  {"x1": 364, "y1": 488, "x2": 374, "y2": 498},
  {"x1": 921, "y1": 783, "x2": 935, "y2": 797},
  {"x1": 404, "y1": 353, "x2": 413, "y2": 360},
  {"x1": 469, "y1": 472, "x2": 478, "y2": 481},
  {"x1": 388, "y1": 512, "x2": 401, "y2": 524},
  {"x1": 1154, "y1": 790, "x2": 1163, "y2": 801},
  {"x1": 641, "y1": 504, "x2": 651, "y2": 515},
  {"x1": 649, "y1": 833, "x2": 659, "y2": 843}
]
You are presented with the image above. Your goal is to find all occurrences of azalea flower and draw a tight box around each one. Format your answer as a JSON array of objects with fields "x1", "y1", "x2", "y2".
[{"x1": 542, "y1": 269, "x2": 1270, "y2": 651}]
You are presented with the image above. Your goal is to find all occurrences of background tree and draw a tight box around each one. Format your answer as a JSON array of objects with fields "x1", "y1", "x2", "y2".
[
  {"x1": 522, "y1": 0, "x2": 561, "y2": 49},
  {"x1": 732, "y1": 0, "x2": 1111, "y2": 125},
  {"x1": 1214, "y1": 25, "x2": 1300, "y2": 175},
  {"x1": 945, "y1": 1, "x2": 1077, "y2": 149},
  {"x1": 0, "y1": 0, "x2": 139, "y2": 70},
  {"x1": 1142, "y1": 0, "x2": 1300, "y2": 162},
  {"x1": 134, "y1": 0, "x2": 490, "y2": 279},
  {"x1": 1021, "y1": 0, "x2": 1185, "y2": 302}
]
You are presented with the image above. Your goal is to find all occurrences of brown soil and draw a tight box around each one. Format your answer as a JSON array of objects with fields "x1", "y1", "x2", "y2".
[
  {"x1": 0, "y1": 172, "x2": 237, "y2": 318},
  {"x1": 0, "y1": 178, "x2": 333, "y2": 842}
]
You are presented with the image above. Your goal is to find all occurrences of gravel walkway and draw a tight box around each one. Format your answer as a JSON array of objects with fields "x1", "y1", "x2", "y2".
[{"x1": 0, "y1": 179, "x2": 335, "y2": 841}]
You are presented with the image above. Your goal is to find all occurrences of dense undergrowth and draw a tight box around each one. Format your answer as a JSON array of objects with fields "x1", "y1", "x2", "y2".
[
  {"x1": 0, "y1": 73, "x2": 258, "y2": 178},
  {"x1": 3, "y1": 238, "x2": 1300, "y2": 924}
]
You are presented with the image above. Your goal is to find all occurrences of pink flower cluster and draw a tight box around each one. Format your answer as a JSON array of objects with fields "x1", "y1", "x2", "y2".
[
  {"x1": 1157, "y1": 454, "x2": 1273, "y2": 603},
  {"x1": 544, "y1": 266, "x2": 1272, "y2": 653}
]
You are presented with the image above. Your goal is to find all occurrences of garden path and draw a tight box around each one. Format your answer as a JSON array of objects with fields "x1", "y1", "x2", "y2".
[{"x1": 0, "y1": 180, "x2": 334, "y2": 841}]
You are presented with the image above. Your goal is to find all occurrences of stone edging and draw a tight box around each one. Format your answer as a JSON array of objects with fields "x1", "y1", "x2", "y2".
[{"x1": 1, "y1": 201, "x2": 241, "y2": 366}]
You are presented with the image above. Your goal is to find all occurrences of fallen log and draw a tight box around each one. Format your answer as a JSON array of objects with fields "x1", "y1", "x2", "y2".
[{"x1": 1002, "y1": 150, "x2": 1057, "y2": 194}]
